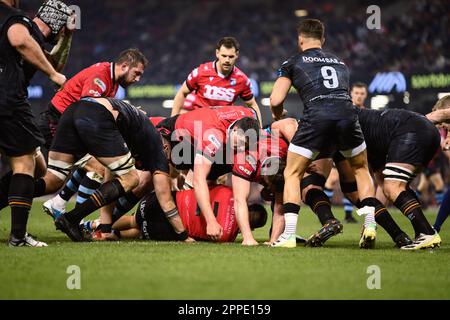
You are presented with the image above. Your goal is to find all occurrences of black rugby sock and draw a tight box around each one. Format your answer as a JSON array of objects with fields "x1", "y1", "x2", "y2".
[
  {"x1": 75, "y1": 174, "x2": 102, "y2": 207},
  {"x1": 9, "y1": 174, "x2": 34, "y2": 239},
  {"x1": 112, "y1": 191, "x2": 141, "y2": 223},
  {"x1": 304, "y1": 188, "x2": 336, "y2": 225},
  {"x1": 374, "y1": 203, "x2": 404, "y2": 241},
  {"x1": 394, "y1": 190, "x2": 435, "y2": 237},
  {"x1": 60, "y1": 168, "x2": 87, "y2": 201},
  {"x1": 0, "y1": 171, "x2": 13, "y2": 210},
  {"x1": 65, "y1": 179, "x2": 126, "y2": 224}
]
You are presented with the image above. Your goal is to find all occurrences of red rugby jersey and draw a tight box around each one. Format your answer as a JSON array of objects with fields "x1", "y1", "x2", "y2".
[
  {"x1": 174, "y1": 106, "x2": 256, "y2": 161},
  {"x1": 184, "y1": 61, "x2": 253, "y2": 110},
  {"x1": 232, "y1": 133, "x2": 289, "y2": 182},
  {"x1": 176, "y1": 185, "x2": 238, "y2": 242},
  {"x1": 51, "y1": 62, "x2": 118, "y2": 114}
]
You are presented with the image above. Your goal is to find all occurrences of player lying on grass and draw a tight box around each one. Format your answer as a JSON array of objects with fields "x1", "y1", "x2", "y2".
[
  {"x1": 30, "y1": 97, "x2": 187, "y2": 242},
  {"x1": 86, "y1": 185, "x2": 267, "y2": 243}
]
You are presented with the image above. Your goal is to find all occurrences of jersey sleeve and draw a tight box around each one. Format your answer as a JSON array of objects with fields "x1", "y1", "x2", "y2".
[
  {"x1": 232, "y1": 152, "x2": 258, "y2": 181},
  {"x1": 4, "y1": 14, "x2": 33, "y2": 33},
  {"x1": 277, "y1": 57, "x2": 295, "y2": 79},
  {"x1": 80, "y1": 72, "x2": 111, "y2": 98},
  {"x1": 196, "y1": 129, "x2": 224, "y2": 162},
  {"x1": 240, "y1": 77, "x2": 254, "y2": 101},
  {"x1": 185, "y1": 66, "x2": 200, "y2": 92}
]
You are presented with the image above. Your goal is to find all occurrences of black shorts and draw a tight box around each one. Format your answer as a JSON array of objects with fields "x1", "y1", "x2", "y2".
[
  {"x1": 290, "y1": 111, "x2": 365, "y2": 160},
  {"x1": 50, "y1": 100, "x2": 129, "y2": 159},
  {"x1": 134, "y1": 192, "x2": 179, "y2": 241},
  {"x1": 0, "y1": 102, "x2": 45, "y2": 157},
  {"x1": 368, "y1": 118, "x2": 441, "y2": 171},
  {"x1": 37, "y1": 103, "x2": 61, "y2": 151}
]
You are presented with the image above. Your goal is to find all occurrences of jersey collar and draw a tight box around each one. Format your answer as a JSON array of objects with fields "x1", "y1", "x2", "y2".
[
  {"x1": 110, "y1": 62, "x2": 116, "y2": 85},
  {"x1": 213, "y1": 60, "x2": 234, "y2": 79}
]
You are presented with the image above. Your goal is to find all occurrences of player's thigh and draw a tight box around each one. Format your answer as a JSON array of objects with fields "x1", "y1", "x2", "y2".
[
  {"x1": 336, "y1": 117, "x2": 366, "y2": 158},
  {"x1": 0, "y1": 106, "x2": 45, "y2": 160},
  {"x1": 284, "y1": 150, "x2": 311, "y2": 178},
  {"x1": 289, "y1": 118, "x2": 333, "y2": 160},
  {"x1": 83, "y1": 157, "x2": 106, "y2": 176}
]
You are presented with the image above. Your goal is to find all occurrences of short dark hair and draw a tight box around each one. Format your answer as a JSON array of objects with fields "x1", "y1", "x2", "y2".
[
  {"x1": 297, "y1": 19, "x2": 325, "y2": 40},
  {"x1": 216, "y1": 37, "x2": 240, "y2": 52},
  {"x1": 351, "y1": 82, "x2": 368, "y2": 92},
  {"x1": 115, "y1": 48, "x2": 148, "y2": 68},
  {"x1": 235, "y1": 117, "x2": 260, "y2": 133},
  {"x1": 248, "y1": 204, "x2": 268, "y2": 229}
]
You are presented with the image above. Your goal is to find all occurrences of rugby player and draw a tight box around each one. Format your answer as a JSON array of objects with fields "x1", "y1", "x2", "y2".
[
  {"x1": 0, "y1": 0, "x2": 69, "y2": 246},
  {"x1": 32, "y1": 97, "x2": 187, "y2": 242},
  {"x1": 270, "y1": 19, "x2": 380, "y2": 248},
  {"x1": 170, "y1": 37, "x2": 262, "y2": 125},
  {"x1": 94, "y1": 185, "x2": 267, "y2": 243},
  {"x1": 425, "y1": 95, "x2": 450, "y2": 233},
  {"x1": 157, "y1": 106, "x2": 260, "y2": 241},
  {"x1": 301, "y1": 106, "x2": 442, "y2": 249},
  {"x1": 40, "y1": 48, "x2": 147, "y2": 219}
]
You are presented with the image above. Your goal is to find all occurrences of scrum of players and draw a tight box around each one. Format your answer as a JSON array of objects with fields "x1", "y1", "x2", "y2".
[{"x1": 0, "y1": 0, "x2": 448, "y2": 250}]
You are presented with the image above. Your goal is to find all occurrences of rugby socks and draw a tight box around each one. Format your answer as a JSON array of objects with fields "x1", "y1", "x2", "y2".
[
  {"x1": 65, "y1": 179, "x2": 126, "y2": 225},
  {"x1": 33, "y1": 178, "x2": 47, "y2": 197},
  {"x1": 0, "y1": 171, "x2": 12, "y2": 210},
  {"x1": 8, "y1": 174, "x2": 34, "y2": 239},
  {"x1": 358, "y1": 197, "x2": 378, "y2": 228},
  {"x1": 59, "y1": 168, "x2": 86, "y2": 202},
  {"x1": 112, "y1": 191, "x2": 141, "y2": 223},
  {"x1": 343, "y1": 198, "x2": 354, "y2": 218},
  {"x1": 394, "y1": 190, "x2": 435, "y2": 236},
  {"x1": 435, "y1": 190, "x2": 444, "y2": 205},
  {"x1": 324, "y1": 187, "x2": 334, "y2": 199},
  {"x1": 75, "y1": 172, "x2": 103, "y2": 207},
  {"x1": 282, "y1": 203, "x2": 300, "y2": 237},
  {"x1": 373, "y1": 202, "x2": 404, "y2": 241},
  {"x1": 304, "y1": 188, "x2": 335, "y2": 225},
  {"x1": 434, "y1": 189, "x2": 450, "y2": 232}
]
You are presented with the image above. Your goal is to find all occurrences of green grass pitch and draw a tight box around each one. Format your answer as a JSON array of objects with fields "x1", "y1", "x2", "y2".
[{"x1": 0, "y1": 201, "x2": 449, "y2": 299}]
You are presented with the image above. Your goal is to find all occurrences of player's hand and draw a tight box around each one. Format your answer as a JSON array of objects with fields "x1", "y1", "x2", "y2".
[
  {"x1": 50, "y1": 72, "x2": 66, "y2": 88},
  {"x1": 206, "y1": 220, "x2": 223, "y2": 241},
  {"x1": 242, "y1": 238, "x2": 259, "y2": 246}
]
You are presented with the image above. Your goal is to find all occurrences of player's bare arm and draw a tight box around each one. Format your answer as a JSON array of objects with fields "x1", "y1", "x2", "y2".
[
  {"x1": 171, "y1": 81, "x2": 192, "y2": 116},
  {"x1": 271, "y1": 118, "x2": 298, "y2": 142},
  {"x1": 153, "y1": 171, "x2": 191, "y2": 238},
  {"x1": 244, "y1": 97, "x2": 263, "y2": 128},
  {"x1": 270, "y1": 77, "x2": 291, "y2": 120},
  {"x1": 7, "y1": 23, "x2": 66, "y2": 87},
  {"x1": 231, "y1": 174, "x2": 258, "y2": 246}
]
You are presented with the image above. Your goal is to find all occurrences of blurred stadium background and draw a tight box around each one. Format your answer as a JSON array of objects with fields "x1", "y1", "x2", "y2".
[{"x1": 22, "y1": 0, "x2": 449, "y2": 124}]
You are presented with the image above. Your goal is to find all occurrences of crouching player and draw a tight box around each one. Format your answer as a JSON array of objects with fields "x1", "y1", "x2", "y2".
[
  {"x1": 108, "y1": 185, "x2": 267, "y2": 242},
  {"x1": 33, "y1": 97, "x2": 187, "y2": 242}
]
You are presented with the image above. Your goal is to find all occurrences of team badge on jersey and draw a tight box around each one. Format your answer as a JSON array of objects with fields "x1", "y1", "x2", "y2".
[{"x1": 230, "y1": 78, "x2": 236, "y2": 86}]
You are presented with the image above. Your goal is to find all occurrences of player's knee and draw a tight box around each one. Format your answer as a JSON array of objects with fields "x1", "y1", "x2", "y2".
[
  {"x1": 118, "y1": 170, "x2": 139, "y2": 192},
  {"x1": 383, "y1": 180, "x2": 406, "y2": 201}
]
